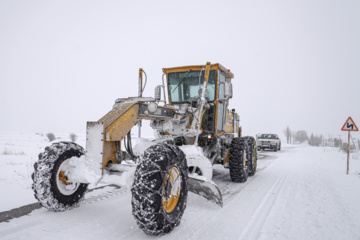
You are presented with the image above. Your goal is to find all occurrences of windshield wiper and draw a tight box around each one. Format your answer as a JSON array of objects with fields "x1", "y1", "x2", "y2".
[{"x1": 172, "y1": 69, "x2": 192, "y2": 93}]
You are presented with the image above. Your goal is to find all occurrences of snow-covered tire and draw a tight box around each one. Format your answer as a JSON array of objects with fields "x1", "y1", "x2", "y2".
[
  {"x1": 274, "y1": 144, "x2": 278, "y2": 152},
  {"x1": 245, "y1": 136, "x2": 257, "y2": 177},
  {"x1": 229, "y1": 138, "x2": 248, "y2": 183},
  {"x1": 32, "y1": 142, "x2": 88, "y2": 211},
  {"x1": 131, "y1": 143, "x2": 188, "y2": 236}
]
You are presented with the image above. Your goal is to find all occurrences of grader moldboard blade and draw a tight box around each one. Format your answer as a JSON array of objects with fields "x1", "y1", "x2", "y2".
[{"x1": 188, "y1": 175, "x2": 223, "y2": 207}]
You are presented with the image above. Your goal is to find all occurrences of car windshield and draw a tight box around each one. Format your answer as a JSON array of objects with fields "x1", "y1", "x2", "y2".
[
  {"x1": 260, "y1": 134, "x2": 276, "y2": 139},
  {"x1": 168, "y1": 70, "x2": 216, "y2": 103}
]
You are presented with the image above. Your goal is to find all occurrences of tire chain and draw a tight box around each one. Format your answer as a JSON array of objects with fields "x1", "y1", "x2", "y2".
[
  {"x1": 31, "y1": 142, "x2": 87, "y2": 212},
  {"x1": 244, "y1": 136, "x2": 257, "y2": 177},
  {"x1": 131, "y1": 143, "x2": 188, "y2": 236},
  {"x1": 229, "y1": 137, "x2": 249, "y2": 183}
]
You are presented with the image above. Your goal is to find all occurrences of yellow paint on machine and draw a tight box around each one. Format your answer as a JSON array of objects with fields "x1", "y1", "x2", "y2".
[{"x1": 95, "y1": 103, "x2": 140, "y2": 170}]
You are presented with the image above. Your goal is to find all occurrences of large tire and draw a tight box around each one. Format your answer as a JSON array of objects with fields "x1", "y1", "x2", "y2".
[
  {"x1": 31, "y1": 142, "x2": 88, "y2": 211},
  {"x1": 131, "y1": 143, "x2": 188, "y2": 236},
  {"x1": 245, "y1": 136, "x2": 257, "y2": 177},
  {"x1": 229, "y1": 137, "x2": 248, "y2": 183}
]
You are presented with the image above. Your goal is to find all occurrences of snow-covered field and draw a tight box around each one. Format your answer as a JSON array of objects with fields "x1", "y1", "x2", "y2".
[{"x1": 0, "y1": 132, "x2": 360, "y2": 240}]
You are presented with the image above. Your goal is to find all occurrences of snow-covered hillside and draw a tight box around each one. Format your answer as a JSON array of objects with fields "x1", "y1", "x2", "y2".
[{"x1": 0, "y1": 133, "x2": 360, "y2": 240}]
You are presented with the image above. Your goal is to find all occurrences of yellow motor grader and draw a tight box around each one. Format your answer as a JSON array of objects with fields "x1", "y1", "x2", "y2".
[{"x1": 32, "y1": 62, "x2": 257, "y2": 236}]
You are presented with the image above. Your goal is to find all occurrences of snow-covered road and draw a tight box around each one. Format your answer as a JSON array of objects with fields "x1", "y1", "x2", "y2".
[
  {"x1": 189, "y1": 146, "x2": 360, "y2": 240},
  {"x1": 1, "y1": 144, "x2": 360, "y2": 240}
]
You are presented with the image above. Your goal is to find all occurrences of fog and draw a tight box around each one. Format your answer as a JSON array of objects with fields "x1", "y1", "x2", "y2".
[{"x1": 1, "y1": 0, "x2": 359, "y2": 140}]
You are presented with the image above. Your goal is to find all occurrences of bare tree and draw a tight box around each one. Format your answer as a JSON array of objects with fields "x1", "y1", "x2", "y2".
[
  {"x1": 292, "y1": 130, "x2": 296, "y2": 144},
  {"x1": 294, "y1": 130, "x2": 308, "y2": 143},
  {"x1": 340, "y1": 142, "x2": 356, "y2": 152},
  {"x1": 46, "y1": 133, "x2": 56, "y2": 142},
  {"x1": 283, "y1": 126, "x2": 292, "y2": 144},
  {"x1": 334, "y1": 137, "x2": 342, "y2": 148},
  {"x1": 309, "y1": 133, "x2": 323, "y2": 147},
  {"x1": 69, "y1": 133, "x2": 78, "y2": 142}
]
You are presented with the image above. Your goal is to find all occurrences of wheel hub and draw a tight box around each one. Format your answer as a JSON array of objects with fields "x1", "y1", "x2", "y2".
[
  {"x1": 55, "y1": 159, "x2": 79, "y2": 196},
  {"x1": 162, "y1": 167, "x2": 181, "y2": 213},
  {"x1": 59, "y1": 171, "x2": 72, "y2": 185}
]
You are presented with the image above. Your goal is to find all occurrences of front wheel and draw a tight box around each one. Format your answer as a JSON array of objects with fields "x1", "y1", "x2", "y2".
[
  {"x1": 131, "y1": 143, "x2": 188, "y2": 236},
  {"x1": 32, "y1": 142, "x2": 88, "y2": 211}
]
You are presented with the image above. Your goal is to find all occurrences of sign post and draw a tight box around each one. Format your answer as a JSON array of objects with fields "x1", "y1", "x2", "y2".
[{"x1": 341, "y1": 117, "x2": 359, "y2": 174}]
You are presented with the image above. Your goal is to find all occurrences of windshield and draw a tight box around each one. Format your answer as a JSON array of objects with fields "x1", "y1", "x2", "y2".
[
  {"x1": 260, "y1": 134, "x2": 277, "y2": 139},
  {"x1": 168, "y1": 70, "x2": 216, "y2": 103}
]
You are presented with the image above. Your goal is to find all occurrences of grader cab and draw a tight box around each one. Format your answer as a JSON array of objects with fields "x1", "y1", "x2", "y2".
[{"x1": 32, "y1": 62, "x2": 257, "y2": 236}]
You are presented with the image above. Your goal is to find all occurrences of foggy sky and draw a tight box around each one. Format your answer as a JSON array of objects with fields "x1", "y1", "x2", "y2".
[{"x1": 1, "y1": 0, "x2": 359, "y2": 140}]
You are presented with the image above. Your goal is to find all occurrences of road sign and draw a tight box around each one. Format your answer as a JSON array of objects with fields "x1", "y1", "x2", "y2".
[
  {"x1": 341, "y1": 117, "x2": 359, "y2": 131},
  {"x1": 341, "y1": 117, "x2": 358, "y2": 174}
]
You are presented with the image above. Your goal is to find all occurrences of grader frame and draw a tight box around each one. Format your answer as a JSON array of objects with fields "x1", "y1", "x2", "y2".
[{"x1": 32, "y1": 62, "x2": 257, "y2": 236}]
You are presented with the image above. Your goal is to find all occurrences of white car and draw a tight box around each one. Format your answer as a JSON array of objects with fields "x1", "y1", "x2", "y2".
[{"x1": 257, "y1": 133, "x2": 281, "y2": 151}]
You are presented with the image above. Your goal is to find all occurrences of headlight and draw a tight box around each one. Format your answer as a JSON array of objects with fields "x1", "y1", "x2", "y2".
[{"x1": 147, "y1": 102, "x2": 158, "y2": 113}]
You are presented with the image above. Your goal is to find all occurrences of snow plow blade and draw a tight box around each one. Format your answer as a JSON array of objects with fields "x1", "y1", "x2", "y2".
[{"x1": 188, "y1": 175, "x2": 223, "y2": 207}]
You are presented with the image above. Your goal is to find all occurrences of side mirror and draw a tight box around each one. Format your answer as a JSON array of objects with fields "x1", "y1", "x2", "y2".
[
  {"x1": 225, "y1": 82, "x2": 233, "y2": 99},
  {"x1": 155, "y1": 85, "x2": 162, "y2": 101}
]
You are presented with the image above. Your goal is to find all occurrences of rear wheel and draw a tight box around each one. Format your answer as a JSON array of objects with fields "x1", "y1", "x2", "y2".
[
  {"x1": 131, "y1": 143, "x2": 188, "y2": 236},
  {"x1": 245, "y1": 136, "x2": 257, "y2": 177},
  {"x1": 32, "y1": 142, "x2": 88, "y2": 211},
  {"x1": 229, "y1": 138, "x2": 248, "y2": 183}
]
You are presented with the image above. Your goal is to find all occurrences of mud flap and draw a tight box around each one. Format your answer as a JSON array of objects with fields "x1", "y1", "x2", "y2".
[{"x1": 188, "y1": 175, "x2": 223, "y2": 207}]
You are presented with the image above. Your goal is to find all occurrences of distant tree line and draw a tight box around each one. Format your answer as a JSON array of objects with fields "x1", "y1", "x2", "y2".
[
  {"x1": 308, "y1": 134, "x2": 323, "y2": 147},
  {"x1": 45, "y1": 132, "x2": 78, "y2": 142},
  {"x1": 283, "y1": 126, "x2": 309, "y2": 144},
  {"x1": 282, "y1": 126, "x2": 354, "y2": 148}
]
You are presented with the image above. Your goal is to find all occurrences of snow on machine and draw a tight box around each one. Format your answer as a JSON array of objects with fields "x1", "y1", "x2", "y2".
[{"x1": 31, "y1": 62, "x2": 257, "y2": 236}]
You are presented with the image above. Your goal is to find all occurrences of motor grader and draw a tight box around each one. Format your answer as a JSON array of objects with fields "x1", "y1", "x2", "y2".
[{"x1": 32, "y1": 62, "x2": 257, "y2": 236}]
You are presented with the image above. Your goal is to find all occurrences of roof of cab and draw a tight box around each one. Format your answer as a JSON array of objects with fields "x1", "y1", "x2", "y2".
[{"x1": 162, "y1": 63, "x2": 234, "y2": 79}]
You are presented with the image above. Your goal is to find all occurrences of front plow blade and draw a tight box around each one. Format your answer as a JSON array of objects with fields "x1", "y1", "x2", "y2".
[{"x1": 188, "y1": 176, "x2": 223, "y2": 207}]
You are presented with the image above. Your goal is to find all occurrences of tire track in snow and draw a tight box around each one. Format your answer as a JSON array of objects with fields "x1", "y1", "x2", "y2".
[
  {"x1": 82, "y1": 185, "x2": 126, "y2": 206},
  {"x1": 239, "y1": 166, "x2": 290, "y2": 239},
  {"x1": 0, "y1": 184, "x2": 122, "y2": 223},
  {"x1": 184, "y1": 156, "x2": 291, "y2": 240}
]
